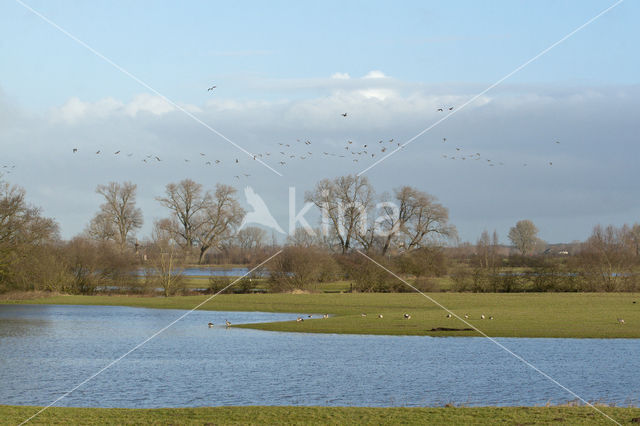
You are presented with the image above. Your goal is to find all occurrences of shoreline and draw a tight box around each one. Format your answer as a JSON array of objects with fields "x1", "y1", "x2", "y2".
[{"x1": 2, "y1": 292, "x2": 639, "y2": 338}]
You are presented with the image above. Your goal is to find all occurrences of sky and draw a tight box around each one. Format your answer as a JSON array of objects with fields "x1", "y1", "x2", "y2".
[{"x1": 0, "y1": 0, "x2": 638, "y2": 244}]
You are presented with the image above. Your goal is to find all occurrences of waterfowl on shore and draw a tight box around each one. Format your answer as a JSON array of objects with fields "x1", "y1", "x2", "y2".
[
  {"x1": 323, "y1": 314, "x2": 329, "y2": 319},
  {"x1": 225, "y1": 320, "x2": 231, "y2": 327},
  {"x1": 296, "y1": 317, "x2": 304, "y2": 322},
  {"x1": 403, "y1": 313, "x2": 411, "y2": 319}
]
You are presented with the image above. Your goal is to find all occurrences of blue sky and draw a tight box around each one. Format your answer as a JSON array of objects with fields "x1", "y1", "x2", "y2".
[{"x1": 1, "y1": 0, "x2": 638, "y2": 244}]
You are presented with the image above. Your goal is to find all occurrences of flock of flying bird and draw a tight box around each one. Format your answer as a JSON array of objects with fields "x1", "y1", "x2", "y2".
[
  {"x1": 66, "y1": 84, "x2": 560, "y2": 178},
  {"x1": 1, "y1": 164, "x2": 16, "y2": 175}
]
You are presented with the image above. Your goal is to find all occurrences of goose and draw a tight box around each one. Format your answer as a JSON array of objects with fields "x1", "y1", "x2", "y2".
[
  {"x1": 296, "y1": 317, "x2": 304, "y2": 322},
  {"x1": 308, "y1": 315, "x2": 312, "y2": 318},
  {"x1": 446, "y1": 314, "x2": 452, "y2": 318},
  {"x1": 480, "y1": 315, "x2": 485, "y2": 320},
  {"x1": 323, "y1": 314, "x2": 329, "y2": 319},
  {"x1": 403, "y1": 314, "x2": 411, "y2": 319},
  {"x1": 208, "y1": 322, "x2": 214, "y2": 328},
  {"x1": 489, "y1": 316, "x2": 494, "y2": 320},
  {"x1": 225, "y1": 320, "x2": 231, "y2": 327},
  {"x1": 361, "y1": 313, "x2": 367, "y2": 317},
  {"x1": 464, "y1": 314, "x2": 469, "y2": 319},
  {"x1": 617, "y1": 318, "x2": 625, "y2": 325},
  {"x1": 378, "y1": 314, "x2": 383, "y2": 319}
]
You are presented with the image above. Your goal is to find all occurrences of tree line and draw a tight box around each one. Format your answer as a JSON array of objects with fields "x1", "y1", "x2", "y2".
[{"x1": 1, "y1": 175, "x2": 640, "y2": 295}]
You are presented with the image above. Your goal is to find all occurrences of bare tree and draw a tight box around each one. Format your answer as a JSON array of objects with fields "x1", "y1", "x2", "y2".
[
  {"x1": 508, "y1": 219, "x2": 539, "y2": 256},
  {"x1": 578, "y1": 224, "x2": 636, "y2": 291},
  {"x1": 0, "y1": 179, "x2": 60, "y2": 291},
  {"x1": 306, "y1": 175, "x2": 374, "y2": 253},
  {"x1": 476, "y1": 229, "x2": 499, "y2": 269},
  {"x1": 235, "y1": 226, "x2": 267, "y2": 250},
  {"x1": 90, "y1": 182, "x2": 143, "y2": 252},
  {"x1": 194, "y1": 184, "x2": 245, "y2": 264},
  {"x1": 377, "y1": 186, "x2": 455, "y2": 255},
  {"x1": 145, "y1": 223, "x2": 186, "y2": 297},
  {"x1": 156, "y1": 179, "x2": 212, "y2": 250}
]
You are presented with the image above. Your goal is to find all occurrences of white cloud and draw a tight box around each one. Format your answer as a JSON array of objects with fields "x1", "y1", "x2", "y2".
[
  {"x1": 363, "y1": 70, "x2": 388, "y2": 79},
  {"x1": 124, "y1": 94, "x2": 175, "y2": 117},
  {"x1": 49, "y1": 94, "x2": 202, "y2": 123},
  {"x1": 331, "y1": 72, "x2": 351, "y2": 79},
  {"x1": 3, "y1": 82, "x2": 639, "y2": 243}
]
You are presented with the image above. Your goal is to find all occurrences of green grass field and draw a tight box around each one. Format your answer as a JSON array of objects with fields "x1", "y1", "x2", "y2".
[
  {"x1": 3, "y1": 292, "x2": 639, "y2": 338},
  {"x1": 3, "y1": 405, "x2": 639, "y2": 425}
]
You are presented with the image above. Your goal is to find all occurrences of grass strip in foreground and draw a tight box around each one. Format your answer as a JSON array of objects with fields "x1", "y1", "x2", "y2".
[{"x1": 3, "y1": 405, "x2": 640, "y2": 425}]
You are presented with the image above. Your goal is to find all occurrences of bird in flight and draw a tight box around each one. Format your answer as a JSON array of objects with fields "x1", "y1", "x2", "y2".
[
  {"x1": 96, "y1": 150, "x2": 101, "y2": 154},
  {"x1": 72, "y1": 148, "x2": 78, "y2": 153},
  {"x1": 235, "y1": 158, "x2": 239, "y2": 163},
  {"x1": 437, "y1": 108, "x2": 443, "y2": 112},
  {"x1": 207, "y1": 86, "x2": 216, "y2": 91},
  {"x1": 449, "y1": 106, "x2": 454, "y2": 111},
  {"x1": 341, "y1": 113, "x2": 348, "y2": 117},
  {"x1": 114, "y1": 151, "x2": 120, "y2": 155}
]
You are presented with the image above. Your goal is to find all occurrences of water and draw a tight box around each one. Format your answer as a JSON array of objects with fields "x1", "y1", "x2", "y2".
[
  {"x1": 140, "y1": 267, "x2": 257, "y2": 277},
  {"x1": 0, "y1": 304, "x2": 638, "y2": 408}
]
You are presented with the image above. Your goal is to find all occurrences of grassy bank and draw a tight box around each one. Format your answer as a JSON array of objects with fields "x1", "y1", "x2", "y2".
[
  {"x1": 2, "y1": 292, "x2": 639, "y2": 338},
  {"x1": 3, "y1": 405, "x2": 639, "y2": 425}
]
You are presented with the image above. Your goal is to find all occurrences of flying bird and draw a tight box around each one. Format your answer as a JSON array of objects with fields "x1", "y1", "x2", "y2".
[
  {"x1": 207, "y1": 86, "x2": 216, "y2": 91},
  {"x1": 72, "y1": 148, "x2": 78, "y2": 153},
  {"x1": 341, "y1": 112, "x2": 348, "y2": 117},
  {"x1": 114, "y1": 151, "x2": 120, "y2": 155}
]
